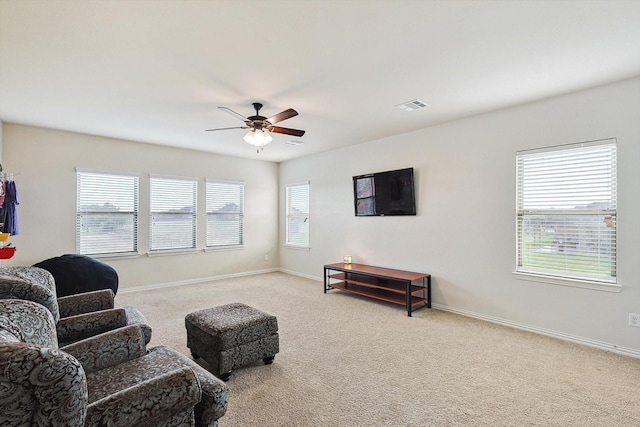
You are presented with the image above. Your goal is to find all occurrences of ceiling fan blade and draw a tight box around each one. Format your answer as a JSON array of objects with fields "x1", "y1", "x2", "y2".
[
  {"x1": 267, "y1": 108, "x2": 298, "y2": 124},
  {"x1": 269, "y1": 126, "x2": 305, "y2": 137},
  {"x1": 218, "y1": 106, "x2": 249, "y2": 122},
  {"x1": 205, "y1": 126, "x2": 248, "y2": 132}
]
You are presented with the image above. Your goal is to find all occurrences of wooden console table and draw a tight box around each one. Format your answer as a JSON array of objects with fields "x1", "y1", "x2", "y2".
[{"x1": 323, "y1": 263, "x2": 431, "y2": 317}]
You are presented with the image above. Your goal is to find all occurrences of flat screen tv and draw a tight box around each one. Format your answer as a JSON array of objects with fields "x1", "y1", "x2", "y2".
[{"x1": 353, "y1": 167, "x2": 416, "y2": 216}]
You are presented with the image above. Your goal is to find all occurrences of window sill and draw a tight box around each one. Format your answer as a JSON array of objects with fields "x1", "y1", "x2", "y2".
[
  {"x1": 205, "y1": 245, "x2": 245, "y2": 252},
  {"x1": 147, "y1": 249, "x2": 201, "y2": 257},
  {"x1": 512, "y1": 271, "x2": 621, "y2": 293},
  {"x1": 90, "y1": 252, "x2": 141, "y2": 261},
  {"x1": 284, "y1": 244, "x2": 311, "y2": 251}
]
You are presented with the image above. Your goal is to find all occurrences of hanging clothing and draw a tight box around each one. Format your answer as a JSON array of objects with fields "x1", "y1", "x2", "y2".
[
  {"x1": 0, "y1": 181, "x2": 5, "y2": 206},
  {"x1": 0, "y1": 183, "x2": 6, "y2": 232},
  {"x1": 2, "y1": 180, "x2": 19, "y2": 235}
]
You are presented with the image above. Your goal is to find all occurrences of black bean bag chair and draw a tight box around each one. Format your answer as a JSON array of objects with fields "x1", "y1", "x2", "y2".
[{"x1": 33, "y1": 254, "x2": 119, "y2": 297}]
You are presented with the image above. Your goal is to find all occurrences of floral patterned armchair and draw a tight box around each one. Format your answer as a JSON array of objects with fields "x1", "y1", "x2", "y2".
[
  {"x1": 0, "y1": 299, "x2": 228, "y2": 427},
  {"x1": 0, "y1": 266, "x2": 151, "y2": 346}
]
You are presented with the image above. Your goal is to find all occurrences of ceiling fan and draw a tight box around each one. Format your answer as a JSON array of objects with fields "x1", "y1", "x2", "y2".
[{"x1": 206, "y1": 102, "x2": 305, "y2": 152}]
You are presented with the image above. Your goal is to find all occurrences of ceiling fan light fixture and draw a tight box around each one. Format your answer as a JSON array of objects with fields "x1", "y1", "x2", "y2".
[
  {"x1": 244, "y1": 128, "x2": 273, "y2": 147},
  {"x1": 209, "y1": 103, "x2": 303, "y2": 151}
]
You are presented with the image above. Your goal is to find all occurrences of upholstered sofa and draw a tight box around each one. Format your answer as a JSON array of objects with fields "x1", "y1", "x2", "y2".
[
  {"x1": 0, "y1": 266, "x2": 151, "y2": 346},
  {"x1": 0, "y1": 299, "x2": 228, "y2": 426}
]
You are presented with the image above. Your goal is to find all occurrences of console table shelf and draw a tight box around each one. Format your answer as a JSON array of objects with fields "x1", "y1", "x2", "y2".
[{"x1": 324, "y1": 263, "x2": 431, "y2": 317}]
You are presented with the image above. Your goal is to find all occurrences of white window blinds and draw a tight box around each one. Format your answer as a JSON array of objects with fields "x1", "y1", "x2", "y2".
[
  {"x1": 150, "y1": 176, "x2": 197, "y2": 251},
  {"x1": 206, "y1": 180, "x2": 244, "y2": 247},
  {"x1": 516, "y1": 139, "x2": 617, "y2": 283},
  {"x1": 286, "y1": 182, "x2": 310, "y2": 247},
  {"x1": 76, "y1": 171, "x2": 139, "y2": 256}
]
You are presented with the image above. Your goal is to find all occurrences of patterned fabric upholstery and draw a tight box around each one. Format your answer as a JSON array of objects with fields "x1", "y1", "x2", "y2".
[
  {"x1": 85, "y1": 366, "x2": 201, "y2": 427},
  {"x1": 185, "y1": 302, "x2": 279, "y2": 380},
  {"x1": 124, "y1": 305, "x2": 153, "y2": 344},
  {"x1": 0, "y1": 344, "x2": 89, "y2": 427},
  {"x1": 0, "y1": 266, "x2": 57, "y2": 291},
  {"x1": 0, "y1": 266, "x2": 152, "y2": 345},
  {"x1": 57, "y1": 307, "x2": 127, "y2": 345},
  {"x1": 0, "y1": 300, "x2": 88, "y2": 427},
  {"x1": 0, "y1": 298, "x2": 58, "y2": 347},
  {"x1": 61, "y1": 325, "x2": 147, "y2": 373},
  {"x1": 87, "y1": 346, "x2": 229, "y2": 426},
  {"x1": 0, "y1": 269, "x2": 60, "y2": 321},
  {"x1": 0, "y1": 299, "x2": 228, "y2": 427},
  {"x1": 58, "y1": 291, "x2": 153, "y2": 343},
  {"x1": 58, "y1": 289, "x2": 114, "y2": 318}
]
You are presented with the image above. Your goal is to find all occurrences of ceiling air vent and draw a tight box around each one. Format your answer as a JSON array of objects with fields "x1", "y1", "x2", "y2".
[
  {"x1": 285, "y1": 140, "x2": 304, "y2": 146},
  {"x1": 395, "y1": 99, "x2": 430, "y2": 112}
]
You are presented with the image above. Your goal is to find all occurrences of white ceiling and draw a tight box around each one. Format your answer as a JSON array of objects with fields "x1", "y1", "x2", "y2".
[{"x1": 1, "y1": 1, "x2": 639, "y2": 163}]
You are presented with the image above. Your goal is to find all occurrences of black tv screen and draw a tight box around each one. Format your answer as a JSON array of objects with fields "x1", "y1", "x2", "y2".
[{"x1": 353, "y1": 168, "x2": 416, "y2": 216}]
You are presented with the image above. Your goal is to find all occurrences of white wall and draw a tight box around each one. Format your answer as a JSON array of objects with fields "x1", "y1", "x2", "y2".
[
  {"x1": 2, "y1": 124, "x2": 280, "y2": 289},
  {"x1": 2, "y1": 79, "x2": 637, "y2": 354},
  {"x1": 279, "y1": 77, "x2": 640, "y2": 355}
]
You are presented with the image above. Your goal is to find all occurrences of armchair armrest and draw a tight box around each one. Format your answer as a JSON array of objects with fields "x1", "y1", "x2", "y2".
[
  {"x1": 0, "y1": 343, "x2": 87, "y2": 427},
  {"x1": 61, "y1": 324, "x2": 147, "y2": 374},
  {"x1": 57, "y1": 308, "x2": 127, "y2": 345},
  {"x1": 123, "y1": 305, "x2": 153, "y2": 345},
  {"x1": 147, "y1": 346, "x2": 229, "y2": 425},
  {"x1": 85, "y1": 366, "x2": 201, "y2": 427},
  {"x1": 58, "y1": 289, "x2": 115, "y2": 318}
]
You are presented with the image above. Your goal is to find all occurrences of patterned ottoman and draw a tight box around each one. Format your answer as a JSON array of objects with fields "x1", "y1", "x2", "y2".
[{"x1": 185, "y1": 302, "x2": 279, "y2": 381}]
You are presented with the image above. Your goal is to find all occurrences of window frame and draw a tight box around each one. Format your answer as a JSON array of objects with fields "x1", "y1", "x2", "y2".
[
  {"x1": 285, "y1": 181, "x2": 310, "y2": 248},
  {"x1": 149, "y1": 175, "x2": 198, "y2": 253},
  {"x1": 205, "y1": 179, "x2": 245, "y2": 249},
  {"x1": 514, "y1": 138, "x2": 619, "y2": 291},
  {"x1": 76, "y1": 169, "x2": 139, "y2": 257}
]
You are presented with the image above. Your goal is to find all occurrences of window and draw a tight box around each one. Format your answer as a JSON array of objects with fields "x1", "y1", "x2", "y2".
[
  {"x1": 286, "y1": 182, "x2": 310, "y2": 247},
  {"x1": 516, "y1": 139, "x2": 617, "y2": 284},
  {"x1": 76, "y1": 171, "x2": 138, "y2": 256},
  {"x1": 206, "y1": 180, "x2": 244, "y2": 248},
  {"x1": 150, "y1": 176, "x2": 197, "y2": 252},
  {"x1": 354, "y1": 176, "x2": 375, "y2": 215}
]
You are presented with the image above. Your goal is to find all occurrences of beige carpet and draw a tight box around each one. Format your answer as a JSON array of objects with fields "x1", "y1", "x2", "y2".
[{"x1": 117, "y1": 272, "x2": 640, "y2": 427}]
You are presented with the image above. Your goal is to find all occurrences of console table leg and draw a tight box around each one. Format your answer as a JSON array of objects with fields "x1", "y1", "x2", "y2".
[
  {"x1": 406, "y1": 281, "x2": 412, "y2": 317},
  {"x1": 323, "y1": 268, "x2": 327, "y2": 293}
]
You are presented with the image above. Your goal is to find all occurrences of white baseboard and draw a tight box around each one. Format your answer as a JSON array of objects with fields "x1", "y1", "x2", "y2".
[
  {"x1": 278, "y1": 268, "x2": 323, "y2": 282},
  {"x1": 118, "y1": 268, "x2": 280, "y2": 294},
  {"x1": 432, "y1": 303, "x2": 640, "y2": 359}
]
